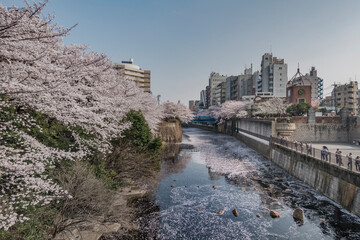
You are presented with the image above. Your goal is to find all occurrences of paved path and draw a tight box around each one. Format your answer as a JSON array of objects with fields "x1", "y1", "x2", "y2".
[{"x1": 312, "y1": 143, "x2": 360, "y2": 157}]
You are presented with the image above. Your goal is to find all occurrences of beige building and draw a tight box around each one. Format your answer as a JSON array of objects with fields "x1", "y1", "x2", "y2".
[
  {"x1": 332, "y1": 81, "x2": 358, "y2": 115},
  {"x1": 113, "y1": 59, "x2": 151, "y2": 93},
  {"x1": 209, "y1": 72, "x2": 227, "y2": 106},
  {"x1": 214, "y1": 82, "x2": 226, "y2": 106}
]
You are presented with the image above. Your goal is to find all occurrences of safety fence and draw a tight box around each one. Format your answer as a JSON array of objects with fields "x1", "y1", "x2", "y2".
[{"x1": 270, "y1": 136, "x2": 360, "y2": 173}]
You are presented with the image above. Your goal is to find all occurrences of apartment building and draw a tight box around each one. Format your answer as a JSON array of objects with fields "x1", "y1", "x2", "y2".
[
  {"x1": 257, "y1": 53, "x2": 287, "y2": 97},
  {"x1": 209, "y1": 72, "x2": 227, "y2": 106},
  {"x1": 332, "y1": 81, "x2": 358, "y2": 115},
  {"x1": 113, "y1": 59, "x2": 151, "y2": 93},
  {"x1": 214, "y1": 82, "x2": 226, "y2": 106}
]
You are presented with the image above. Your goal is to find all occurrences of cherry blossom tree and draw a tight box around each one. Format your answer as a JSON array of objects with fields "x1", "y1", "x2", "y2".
[
  {"x1": 311, "y1": 99, "x2": 320, "y2": 108},
  {"x1": 162, "y1": 101, "x2": 193, "y2": 122},
  {"x1": 0, "y1": 1, "x2": 164, "y2": 230},
  {"x1": 254, "y1": 97, "x2": 292, "y2": 116},
  {"x1": 218, "y1": 100, "x2": 249, "y2": 120}
]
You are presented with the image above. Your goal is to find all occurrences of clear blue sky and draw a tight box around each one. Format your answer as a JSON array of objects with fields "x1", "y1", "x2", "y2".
[{"x1": 2, "y1": 0, "x2": 360, "y2": 104}]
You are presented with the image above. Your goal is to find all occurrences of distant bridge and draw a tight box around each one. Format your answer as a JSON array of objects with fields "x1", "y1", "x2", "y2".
[{"x1": 190, "y1": 116, "x2": 216, "y2": 125}]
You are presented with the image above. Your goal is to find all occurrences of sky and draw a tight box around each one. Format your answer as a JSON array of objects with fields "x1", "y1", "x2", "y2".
[{"x1": 2, "y1": 0, "x2": 360, "y2": 104}]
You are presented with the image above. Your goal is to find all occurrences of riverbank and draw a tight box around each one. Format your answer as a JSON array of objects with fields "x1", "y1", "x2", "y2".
[{"x1": 52, "y1": 124, "x2": 183, "y2": 239}]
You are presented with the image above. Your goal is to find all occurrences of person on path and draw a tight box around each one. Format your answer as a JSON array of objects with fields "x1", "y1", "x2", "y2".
[
  {"x1": 324, "y1": 146, "x2": 329, "y2": 162},
  {"x1": 307, "y1": 142, "x2": 312, "y2": 155},
  {"x1": 300, "y1": 142, "x2": 304, "y2": 153},
  {"x1": 355, "y1": 156, "x2": 360, "y2": 171},
  {"x1": 338, "y1": 151, "x2": 343, "y2": 166},
  {"x1": 335, "y1": 149, "x2": 341, "y2": 164},
  {"x1": 294, "y1": 140, "x2": 298, "y2": 151},
  {"x1": 347, "y1": 153, "x2": 353, "y2": 171},
  {"x1": 321, "y1": 146, "x2": 328, "y2": 161}
]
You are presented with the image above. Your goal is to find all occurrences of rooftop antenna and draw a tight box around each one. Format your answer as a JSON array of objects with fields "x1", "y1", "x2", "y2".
[
  {"x1": 270, "y1": 45, "x2": 272, "y2": 54},
  {"x1": 157, "y1": 94, "x2": 161, "y2": 105}
]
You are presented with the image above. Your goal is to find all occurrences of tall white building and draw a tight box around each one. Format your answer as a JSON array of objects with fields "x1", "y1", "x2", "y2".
[
  {"x1": 209, "y1": 72, "x2": 227, "y2": 106},
  {"x1": 257, "y1": 53, "x2": 287, "y2": 97}
]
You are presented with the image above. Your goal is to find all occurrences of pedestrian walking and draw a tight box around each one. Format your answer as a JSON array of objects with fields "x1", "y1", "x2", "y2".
[
  {"x1": 338, "y1": 151, "x2": 343, "y2": 166},
  {"x1": 300, "y1": 142, "x2": 304, "y2": 153},
  {"x1": 347, "y1": 153, "x2": 353, "y2": 171},
  {"x1": 294, "y1": 140, "x2": 298, "y2": 151},
  {"x1": 335, "y1": 149, "x2": 341, "y2": 164},
  {"x1": 356, "y1": 156, "x2": 360, "y2": 171},
  {"x1": 321, "y1": 146, "x2": 328, "y2": 161},
  {"x1": 307, "y1": 142, "x2": 312, "y2": 155}
]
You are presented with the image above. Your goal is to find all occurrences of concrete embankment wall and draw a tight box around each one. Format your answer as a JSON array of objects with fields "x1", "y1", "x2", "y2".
[
  {"x1": 291, "y1": 124, "x2": 348, "y2": 142},
  {"x1": 270, "y1": 143, "x2": 360, "y2": 216},
  {"x1": 158, "y1": 120, "x2": 182, "y2": 142},
  {"x1": 234, "y1": 132, "x2": 270, "y2": 158},
  {"x1": 237, "y1": 119, "x2": 273, "y2": 140}
]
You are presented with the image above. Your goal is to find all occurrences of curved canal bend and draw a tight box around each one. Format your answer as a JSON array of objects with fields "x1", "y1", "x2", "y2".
[{"x1": 140, "y1": 128, "x2": 360, "y2": 239}]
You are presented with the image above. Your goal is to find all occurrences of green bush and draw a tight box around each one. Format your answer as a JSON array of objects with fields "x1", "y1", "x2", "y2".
[
  {"x1": 120, "y1": 110, "x2": 152, "y2": 149},
  {"x1": 286, "y1": 103, "x2": 311, "y2": 116}
]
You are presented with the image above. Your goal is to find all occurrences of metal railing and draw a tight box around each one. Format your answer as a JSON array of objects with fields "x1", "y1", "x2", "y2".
[{"x1": 270, "y1": 137, "x2": 360, "y2": 173}]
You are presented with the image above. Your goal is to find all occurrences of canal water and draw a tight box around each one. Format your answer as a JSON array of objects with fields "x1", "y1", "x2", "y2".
[{"x1": 142, "y1": 127, "x2": 360, "y2": 239}]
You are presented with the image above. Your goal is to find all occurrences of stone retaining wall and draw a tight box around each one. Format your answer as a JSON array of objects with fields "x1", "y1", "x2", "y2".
[
  {"x1": 270, "y1": 143, "x2": 360, "y2": 217},
  {"x1": 158, "y1": 120, "x2": 182, "y2": 142}
]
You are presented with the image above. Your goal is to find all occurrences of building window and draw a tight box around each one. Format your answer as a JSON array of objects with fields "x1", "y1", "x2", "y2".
[
  {"x1": 280, "y1": 73, "x2": 282, "y2": 76},
  {"x1": 297, "y1": 98, "x2": 305, "y2": 103},
  {"x1": 279, "y1": 67, "x2": 282, "y2": 70}
]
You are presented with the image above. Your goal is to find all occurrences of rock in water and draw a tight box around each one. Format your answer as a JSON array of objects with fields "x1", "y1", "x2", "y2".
[
  {"x1": 274, "y1": 177, "x2": 280, "y2": 181},
  {"x1": 270, "y1": 210, "x2": 280, "y2": 218},
  {"x1": 299, "y1": 189, "x2": 307, "y2": 194},
  {"x1": 256, "y1": 214, "x2": 261, "y2": 218},
  {"x1": 241, "y1": 187, "x2": 246, "y2": 191},
  {"x1": 293, "y1": 208, "x2": 304, "y2": 222},
  {"x1": 170, "y1": 185, "x2": 175, "y2": 188},
  {"x1": 212, "y1": 185, "x2": 217, "y2": 189},
  {"x1": 216, "y1": 210, "x2": 223, "y2": 214},
  {"x1": 320, "y1": 218, "x2": 326, "y2": 223},
  {"x1": 284, "y1": 189, "x2": 292, "y2": 193},
  {"x1": 232, "y1": 208, "x2": 239, "y2": 217}
]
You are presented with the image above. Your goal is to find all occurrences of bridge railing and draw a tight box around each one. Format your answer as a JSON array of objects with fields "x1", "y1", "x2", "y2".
[{"x1": 270, "y1": 136, "x2": 359, "y2": 173}]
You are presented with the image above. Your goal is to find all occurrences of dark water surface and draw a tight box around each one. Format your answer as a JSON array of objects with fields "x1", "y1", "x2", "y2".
[{"x1": 145, "y1": 128, "x2": 360, "y2": 239}]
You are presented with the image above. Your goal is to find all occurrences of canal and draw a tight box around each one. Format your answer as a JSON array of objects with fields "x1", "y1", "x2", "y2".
[{"x1": 141, "y1": 127, "x2": 360, "y2": 239}]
